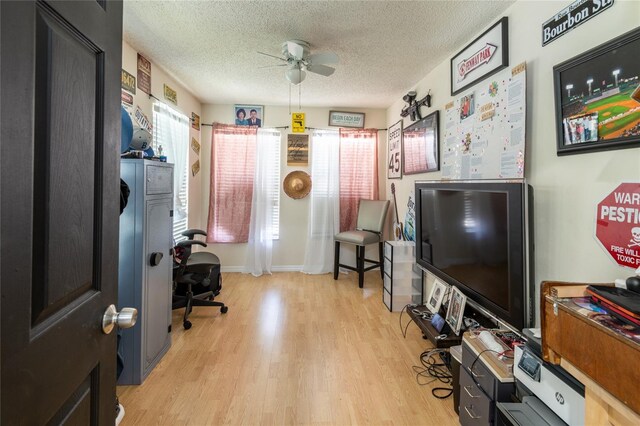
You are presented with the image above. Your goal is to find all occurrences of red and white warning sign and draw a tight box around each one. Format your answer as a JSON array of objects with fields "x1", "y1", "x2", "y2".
[{"x1": 595, "y1": 182, "x2": 640, "y2": 269}]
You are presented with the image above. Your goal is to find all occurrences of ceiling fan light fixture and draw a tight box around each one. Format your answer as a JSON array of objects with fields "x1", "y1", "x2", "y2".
[{"x1": 286, "y1": 66, "x2": 306, "y2": 85}]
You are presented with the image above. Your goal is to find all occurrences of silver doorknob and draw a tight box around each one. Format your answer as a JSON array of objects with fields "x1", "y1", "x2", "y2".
[{"x1": 102, "y1": 304, "x2": 138, "y2": 334}]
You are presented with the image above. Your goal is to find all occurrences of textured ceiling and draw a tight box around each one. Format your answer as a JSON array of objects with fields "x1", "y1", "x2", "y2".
[{"x1": 124, "y1": 0, "x2": 515, "y2": 108}]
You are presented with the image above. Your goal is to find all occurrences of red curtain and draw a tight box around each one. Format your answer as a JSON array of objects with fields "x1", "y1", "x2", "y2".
[
  {"x1": 339, "y1": 128, "x2": 379, "y2": 232},
  {"x1": 207, "y1": 123, "x2": 257, "y2": 243}
]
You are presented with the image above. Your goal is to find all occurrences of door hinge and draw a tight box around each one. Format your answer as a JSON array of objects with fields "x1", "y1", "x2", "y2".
[
  {"x1": 170, "y1": 210, "x2": 174, "y2": 217},
  {"x1": 168, "y1": 325, "x2": 172, "y2": 333}
]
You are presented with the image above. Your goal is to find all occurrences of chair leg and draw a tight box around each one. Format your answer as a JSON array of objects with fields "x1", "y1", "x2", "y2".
[
  {"x1": 358, "y1": 245, "x2": 364, "y2": 288},
  {"x1": 379, "y1": 242, "x2": 384, "y2": 279},
  {"x1": 334, "y1": 241, "x2": 340, "y2": 280}
]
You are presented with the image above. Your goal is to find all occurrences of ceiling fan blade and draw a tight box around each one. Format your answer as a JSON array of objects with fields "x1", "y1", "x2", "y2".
[
  {"x1": 257, "y1": 51, "x2": 287, "y2": 62},
  {"x1": 308, "y1": 52, "x2": 339, "y2": 65},
  {"x1": 287, "y1": 41, "x2": 305, "y2": 60},
  {"x1": 306, "y1": 63, "x2": 335, "y2": 77},
  {"x1": 258, "y1": 64, "x2": 288, "y2": 69}
]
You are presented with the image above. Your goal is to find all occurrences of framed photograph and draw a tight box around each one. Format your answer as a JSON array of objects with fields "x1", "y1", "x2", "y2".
[
  {"x1": 426, "y1": 279, "x2": 448, "y2": 315},
  {"x1": 445, "y1": 286, "x2": 467, "y2": 336},
  {"x1": 451, "y1": 17, "x2": 508, "y2": 96},
  {"x1": 403, "y1": 110, "x2": 439, "y2": 175},
  {"x1": 554, "y1": 27, "x2": 640, "y2": 155},
  {"x1": 235, "y1": 105, "x2": 263, "y2": 127},
  {"x1": 387, "y1": 120, "x2": 402, "y2": 179},
  {"x1": 328, "y1": 111, "x2": 365, "y2": 128}
]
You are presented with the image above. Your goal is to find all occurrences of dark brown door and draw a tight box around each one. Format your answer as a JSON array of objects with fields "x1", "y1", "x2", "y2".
[{"x1": 1, "y1": 1, "x2": 123, "y2": 423}]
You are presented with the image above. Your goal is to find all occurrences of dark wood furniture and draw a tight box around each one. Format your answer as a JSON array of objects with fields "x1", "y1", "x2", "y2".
[
  {"x1": 541, "y1": 281, "x2": 640, "y2": 424},
  {"x1": 407, "y1": 305, "x2": 462, "y2": 348}
]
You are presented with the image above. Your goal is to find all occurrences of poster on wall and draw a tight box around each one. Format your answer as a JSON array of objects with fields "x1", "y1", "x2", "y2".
[
  {"x1": 191, "y1": 137, "x2": 200, "y2": 155},
  {"x1": 451, "y1": 17, "x2": 508, "y2": 96},
  {"x1": 134, "y1": 105, "x2": 152, "y2": 133},
  {"x1": 287, "y1": 134, "x2": 309, "y2": 166},
  {"x1": 387, "y1": 120, "x2": 402, "y2": 179},
  {"x1": 403, "y1": 191, "x2": 416, "y2": 242},
  {"x1": 121, "y1": 90, "x2": 133, "y2": 106},
  {"x1": 121, "y1": 69, "x2": 136, "y2": 94},
  {"x1": 163, "y1": 84, "x2": 177, "y2": 105},
  {"x1": 137, "y1": 53, "x2": 151, "y2": 94},
  {"x1": 191, "y1": 160, "x2": 200, "y2": 177},
  {"x1": 595, "y1": 182, "x2": 640, "y2": 269},
  {"x1": 191, "y1": 112, "x2": 200, "y2": 130},
  {"x1": 442, "y1": 62, "x2": 526, "y2": 179}
]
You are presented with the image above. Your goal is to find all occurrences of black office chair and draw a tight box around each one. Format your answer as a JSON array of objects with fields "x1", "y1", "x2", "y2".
[{"x1": 172, "y1": 229, "x2": 228, "y2": 329}]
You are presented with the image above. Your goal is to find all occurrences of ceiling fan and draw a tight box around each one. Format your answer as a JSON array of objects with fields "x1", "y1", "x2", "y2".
[{"x1": 258, "y1": 40, "x2": 339, "y2": 85}]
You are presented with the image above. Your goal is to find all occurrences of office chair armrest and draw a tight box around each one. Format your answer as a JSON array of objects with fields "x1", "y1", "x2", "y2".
[
  {"x1": 181, "y1": 229, "x2": 208, "y2": 240},
  {"x1": 176, "y1": 239, "x2": 207, "y2": 248}
]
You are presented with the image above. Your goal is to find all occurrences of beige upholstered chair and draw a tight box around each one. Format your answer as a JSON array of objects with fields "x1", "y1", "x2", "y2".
[{"x1": 334, "y1": 199, "x2": 390, "y2": 288}]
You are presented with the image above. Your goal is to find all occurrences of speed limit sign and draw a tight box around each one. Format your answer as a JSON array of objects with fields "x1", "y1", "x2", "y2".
[{"x1": 388, "y1": 120, "x2": 402, "y2": 179}]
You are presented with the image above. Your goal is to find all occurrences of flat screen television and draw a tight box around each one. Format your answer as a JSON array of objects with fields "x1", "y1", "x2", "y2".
[{"x1": 415, "y1": 181, "x2": 533, "y2": 331}]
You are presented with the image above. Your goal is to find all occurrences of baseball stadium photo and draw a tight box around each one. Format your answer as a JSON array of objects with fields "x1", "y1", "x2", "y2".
[{"x1": 557, "y1": 30, "x2": 640, "y2": 147}]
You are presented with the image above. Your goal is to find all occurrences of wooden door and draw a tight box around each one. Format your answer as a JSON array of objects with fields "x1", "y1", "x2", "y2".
[{"x1": 1, "y1": 0, "x2": 123, "y2": 423}]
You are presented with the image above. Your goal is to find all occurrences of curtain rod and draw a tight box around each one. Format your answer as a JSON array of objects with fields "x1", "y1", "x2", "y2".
[{"x1": 200, "y1": 123, "x2": 387, "y2": 131}]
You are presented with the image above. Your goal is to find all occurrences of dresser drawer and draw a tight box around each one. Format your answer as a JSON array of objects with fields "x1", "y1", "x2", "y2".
[
  {"x1": 462, "y1": 343, "x2": 496, "y2": 399},
  {"x1": 459, "y1": 367, "x2": 492, "y2": 426}
]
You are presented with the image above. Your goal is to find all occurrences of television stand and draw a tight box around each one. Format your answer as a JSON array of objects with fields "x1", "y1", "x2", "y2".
[
  {"x1": 406, "y1": 303, "x2": 498, "y2": 348},
  {"x1": 407, "y1": 306, "x2": 461, "y2": 348}
]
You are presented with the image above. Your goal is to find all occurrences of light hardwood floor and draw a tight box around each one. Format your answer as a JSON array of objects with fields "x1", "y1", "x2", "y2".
[{"x1": 118, "y1": 271, "x2": 459, "y2": 425}]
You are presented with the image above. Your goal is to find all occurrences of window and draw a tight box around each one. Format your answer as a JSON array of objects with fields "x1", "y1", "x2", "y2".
[
  {"x1": 152, "y1": 102, "x2": 190, "y2": 242},
  {"x1": 207, "y1": 124, "x2": 280, "y2": 242},
  {"x1": 338, "y1": 128, "x2": 379, "y2": 231}
]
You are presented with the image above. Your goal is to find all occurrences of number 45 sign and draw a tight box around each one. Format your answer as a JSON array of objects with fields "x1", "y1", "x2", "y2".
[{"x1": 388, "y1": 120, "x2": 402, "y2": 179}]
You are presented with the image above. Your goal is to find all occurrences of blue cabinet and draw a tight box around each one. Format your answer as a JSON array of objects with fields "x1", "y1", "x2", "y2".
[{"x1": 118, "y1": 159, "x2": 173, "y2": 385}]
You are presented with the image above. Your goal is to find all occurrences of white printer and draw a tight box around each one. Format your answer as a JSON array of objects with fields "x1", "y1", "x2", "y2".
[{"x1": 497, "y1": 329, "x2": 585, "y2": 426}]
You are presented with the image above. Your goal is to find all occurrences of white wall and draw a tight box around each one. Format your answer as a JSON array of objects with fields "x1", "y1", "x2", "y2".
[
  {"x1": 386, "y1": 1, "x2": 640, "y2": 325},
  {"x1": 198, "y1": 105, "x2": 387, "y2": 270},
  {"x1": 122, "y1": 41, "x2": 204, "y2": 229}
]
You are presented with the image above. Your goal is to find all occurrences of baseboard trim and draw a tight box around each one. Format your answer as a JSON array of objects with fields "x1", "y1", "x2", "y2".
[{"x1": 220, "y1": 265, "x2": 303, "y2": 273}]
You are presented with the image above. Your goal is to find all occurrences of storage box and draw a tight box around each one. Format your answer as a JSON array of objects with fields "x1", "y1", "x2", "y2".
[{"x1": 383, "y1": 241, "x2": 422, "y2": 312}]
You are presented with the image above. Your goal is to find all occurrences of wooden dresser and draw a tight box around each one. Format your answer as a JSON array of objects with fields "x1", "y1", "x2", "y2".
[{"x1": 541, "y1": 281, "x2": 640, "y2": 425}]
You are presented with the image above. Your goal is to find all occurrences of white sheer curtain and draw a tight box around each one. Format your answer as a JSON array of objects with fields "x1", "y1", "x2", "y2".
[
  {"x1": 302, "y1": 129, "x2": 340, "y2": 274},
  {"x1": 244, "y1": 128, "x2": 281, "y2": 276},
  {"x1": 153, "y1": 102, "x2": 189, "y2": 228}
]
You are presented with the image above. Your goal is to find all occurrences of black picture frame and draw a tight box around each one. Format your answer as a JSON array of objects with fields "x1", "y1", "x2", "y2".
[
  {"x1": 553, "y1": 27, "x2": 640, "y2": 156},
  {"x1": 402, "y1": 111, "x2": 439, "y2": 175},
  {"x1": 451, "y1": 17, "x2": 509, "y2": 96}
]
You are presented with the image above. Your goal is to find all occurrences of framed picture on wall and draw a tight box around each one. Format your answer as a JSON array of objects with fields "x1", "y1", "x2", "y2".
[
  {"x1": 235, "y1": 105, "x2": 263, "y2": 127},
  {"x1": 403, "y1": 111, "x2": 439, "y2": 175},
  {"x1": 387, "y1": 120, "x2": 402, "y2": 179},
  {"x1": 553, "y1": 27, "x2": 640, "y2": 155},
  {"x1": 451, "y1": 17, "x2": 509, "y2": 96}
]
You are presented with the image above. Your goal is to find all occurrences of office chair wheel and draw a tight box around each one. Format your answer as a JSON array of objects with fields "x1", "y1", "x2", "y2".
[
  {"x1": 183, "y1": 320, "x2": 192, "y2": 330},
  {"x1": 221, "y1": 306, "x2": 228, "y2": 314}
]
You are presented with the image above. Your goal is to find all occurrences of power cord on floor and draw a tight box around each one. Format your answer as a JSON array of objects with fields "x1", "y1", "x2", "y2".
[
  {"x1": 412, "y1": 348, "x2": 453, "y2": 399},
  {"x1": 399, "y1": 304, "x2": 417, "y2": 338}
]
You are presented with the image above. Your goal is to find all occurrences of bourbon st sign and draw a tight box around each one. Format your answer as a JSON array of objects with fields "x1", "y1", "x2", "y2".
[{"x1": 542, "y1": 0, "x2": 614, "y2": 46}]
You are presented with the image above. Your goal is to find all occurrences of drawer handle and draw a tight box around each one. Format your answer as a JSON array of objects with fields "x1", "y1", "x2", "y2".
[
  {"x1": 464, "y1": 406, "x2": 481, "y2": 420},
  {"x1": 471, "y1": 368, "x2": 485, "y2": 379},
  {"x1": 463, "y1": 385, "x2": 479, "y2": 398}
]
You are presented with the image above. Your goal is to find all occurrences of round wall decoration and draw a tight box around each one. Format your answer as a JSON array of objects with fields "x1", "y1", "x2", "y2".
[{"x1": 283, "y1": 171, "x2": 312, "y2": 199}]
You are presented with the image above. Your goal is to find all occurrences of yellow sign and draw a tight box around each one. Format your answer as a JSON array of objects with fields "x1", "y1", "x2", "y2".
[{"x1": 291, "y1": 112, "x2": 305, "y2": 133}]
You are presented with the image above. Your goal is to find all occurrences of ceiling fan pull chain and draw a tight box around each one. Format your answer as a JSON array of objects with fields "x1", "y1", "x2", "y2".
[
  {"x1": 289, "y1": 83, "x2": 292, "y2": 115},
  {"x1": 298, "y1": 83, "x2": 301, "y2": 110}
]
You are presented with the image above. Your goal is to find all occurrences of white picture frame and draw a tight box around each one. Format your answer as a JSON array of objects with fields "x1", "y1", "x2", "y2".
[
  {"x1": 445, "y1": 286, "x2": 467, "y2": 335},
  {"x1": 426, "y1": 279, "x2": 448, "y2": 314},
  {"x1": 328, "y1": 110, "x2": 365, "y2": 128}
]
